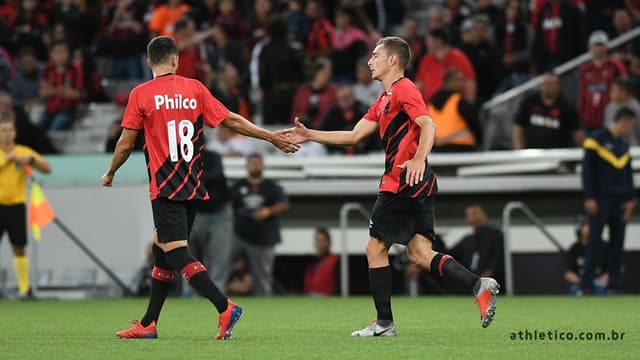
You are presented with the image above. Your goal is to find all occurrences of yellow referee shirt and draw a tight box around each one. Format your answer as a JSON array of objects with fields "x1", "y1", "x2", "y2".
[{"x1": 0, "y1": 145, "x2": 42, "y2": 205}]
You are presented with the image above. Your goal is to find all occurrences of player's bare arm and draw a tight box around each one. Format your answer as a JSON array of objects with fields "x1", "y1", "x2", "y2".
[
  {"x1": 101, "y1": 128, "x2": 140, "y2": 187},
  {"x1": 289, "y1": 116, "x2": 378, "y2": 146},
  {"x1": 397, "y1": 115, "x2": 435, "y2": 187},
  {"x1": 222, "y1": 112, "x2": 299, "y2": 153}
]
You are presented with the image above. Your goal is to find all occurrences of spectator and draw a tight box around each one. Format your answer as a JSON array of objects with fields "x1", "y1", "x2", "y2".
[
  {"x1": 231, "y1": 153, "x2": 290, "y2": 296},
  {"x1": 189, "y1": 0, "x2": 218, "y2": 30},
  {"x1": 429, "y1": 69, "x2": 482, "y2": 152},
  {"x1": 332, "y1": 5, "x2": 369, "y2": 82},
  {"x1": 11, "y1": 48, "x2": 41, "y2": 108},
  {"x1": 215, "y1": 0, "x2": 247, "y2": 40},
  {"x1": 474, "y1": 0, "x2": 504, "y2": 30},
  {"x1": 513, "y1": 73, "x2": 583, "y2": 149},
  {"x1": 582, "y1": 107, "x2": 636, "y2": 294},
  {"x1": 532, "y1": 0, "x2": 585, "y2": 73},
  {"x1": 305, "y1": 0, "x2": 334, "y2": 60},
  {"x1": 53, "y1": 0, "x2": 101, "y2": 51},
  {"x1": 401, "y1": 16, "x2": 426, "y2": 79},
  {"x1": 247, "y1": 0, "x2": 274, "y2": 48},
  {"x1": 189, "y1": 149, "x2": 233, "y2": 291},
  {"x1": 604, "y1": 77, "x2": 640, "y2": 144},
  {"x1": 629, "y1": 49, "x2": 640, "y2": 99},
  {"x1": 211, "y1": 62, "x2": 252, "y2": 121},
  {"x1": 226, "y1": 253, "x2": 253, "y2": 296},
  {"x1": 304, "y1": 228, "x2": 340, "y2": 296},
  {"x1": 291, "y1": 58, "x2": 337, "y2": 129},
  {"x1": 352, "y1": 58, "x2": 384, "y2": 106},
  {"x1": 72, "y1": 47, "x2": 107, "y2": 103},
  {"x1": 610, "y1": 8, "x2": 634, "y2": 65},
  {"x1": 105, "y1": 93, "x2": 143, "y2": 153},
  {"x1": 206, "y1": 124, "x2": 254, "y2": 157},
  {"x1": 209, "y1": 22, "x2": 247, "y2": 79},
  {"x1": 259, "y1": 16, "x2": 305, "y2": 125},
  {"x1": 460, "y1": 15, "x2": 503, "y2": 104},
  {"x1": 38, "y1": 41, "x2": 82, "y2": 131},
  {"x1": 173, "y1": 16, "x2": 214, "y2": 84},
  {"x1": 285, "y1": 0, "x2": 310, "y2": 46},
  {"x1": 147, "y1": 0, "x2": 190, "y2": 37},
  {"x1": 319, "y1": 84, "x2": 379, "y2": 154},
  {"x1": 9, "y1": 0, "x2": 49, "y2": 61},
  {"x1": 495, "y1": 0, "x2": 532, "y2": 93},
  {"x1": 565, "y1": 215, "x2": 608, "y2": 296},
  {"x1": 100, "y1": 0, "x2": 147, "y2": 80},
  {"x1": 0, "y1": 92, "x2": 57, "y2": 154},
  {"x1": 416, "y1": 27, "x2": 476, "y2": 103},
  {"x1": 0, "y1": 46, "x2": 13, "y2": 92},
  {"x1": 449, "y1": 204, "x2": 505, "y2": 292},
  {"x1": 444, "y1": 0, "x2": 473, "y2": 44},
  {"x1": 579, "y1": 31, "x2": 627, "y2": 132}
]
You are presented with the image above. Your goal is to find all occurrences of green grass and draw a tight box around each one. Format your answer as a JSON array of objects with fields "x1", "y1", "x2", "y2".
[{"x1": 0, "y1": 296, "x2": 638, "y2": 359}]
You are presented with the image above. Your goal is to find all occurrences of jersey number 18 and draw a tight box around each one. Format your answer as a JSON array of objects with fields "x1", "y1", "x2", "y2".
[{"x1": 167, "y1": 120, "x2": 194, "y2": 162}]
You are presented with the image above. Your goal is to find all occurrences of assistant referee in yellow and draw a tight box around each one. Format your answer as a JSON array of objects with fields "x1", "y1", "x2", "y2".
[{"x1": 0, "y1": 115, "x2": 51, "y2": 298}]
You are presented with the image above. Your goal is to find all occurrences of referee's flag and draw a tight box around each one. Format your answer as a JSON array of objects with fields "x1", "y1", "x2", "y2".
[{"x1": 28, "y1": 182, "x2": 55, "y2": 241}]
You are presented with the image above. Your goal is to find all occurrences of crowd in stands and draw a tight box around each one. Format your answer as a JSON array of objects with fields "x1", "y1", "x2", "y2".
[{"x1": 3, "y1": 0, "x2": 640, "y2": 154}]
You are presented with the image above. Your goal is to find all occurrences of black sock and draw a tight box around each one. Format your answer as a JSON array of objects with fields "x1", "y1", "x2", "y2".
[
  {"x1": 165, "y1": 247, "x2": 228, "y2": 313},
  {"x1": 369, "y1": 266, "x2": 393, "y2": 324},
  {"x1": 141, "y1": 245, "x2": 173, "y2": 327},
  {"x1": 430, "y1": 253, "x2": 479, "y2": 294}
]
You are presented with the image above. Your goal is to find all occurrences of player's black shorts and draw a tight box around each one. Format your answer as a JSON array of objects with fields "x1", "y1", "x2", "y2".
[
  {"x1": 151, "y1": 198, "x2": 197, "y2": 243},
  {"x1": 0, "y1": 204, "x2": 27, "y2": 247},
  {"x1": 369, "y1": 192, "x2": 436, "y2": 245}
]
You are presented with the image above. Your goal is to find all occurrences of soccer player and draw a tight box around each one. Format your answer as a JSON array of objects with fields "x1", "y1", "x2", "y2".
[
  {"x1": 288, "y1": 37, "x2": 500, "y2": 336},
  {"x1": 0, "y1": 115, "x2": 51, "y2": 298},
  {"x1": 101, "y1": 36, "x2": 298, "y2": 340}
]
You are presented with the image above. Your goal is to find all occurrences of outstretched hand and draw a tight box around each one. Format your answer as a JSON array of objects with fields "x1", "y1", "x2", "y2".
[
  {"x1": 287, "y1": 117, "x2": 310, "y2": 145},
  {"x1": 270, "y1": 128, "x2": 300, "y2": 153},
  {"x1": 397, "y1": 158, "x2": 425, "y2": 187}
]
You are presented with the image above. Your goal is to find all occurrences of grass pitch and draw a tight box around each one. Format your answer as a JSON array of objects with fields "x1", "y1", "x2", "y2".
[{"x1": 0, "y1": 296, "x2": 638, "y2": 359}]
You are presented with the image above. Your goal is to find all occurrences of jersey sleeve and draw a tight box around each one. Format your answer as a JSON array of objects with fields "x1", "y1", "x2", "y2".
[
  {"x1": 364, "y1": 97, "x2": 379, "y2": 122},
  {"x1": 121, "y1": 88, "x2": 144, "y2": 130},
  {"x1": 199, "y1": 81, "x2": 230, "y2": 128},
  {"x1": 400, "y1": 82, "x2": 430, "y2": 121}
]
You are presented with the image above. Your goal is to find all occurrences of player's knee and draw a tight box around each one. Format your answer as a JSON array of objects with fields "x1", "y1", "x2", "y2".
[
  {"x1": 407, "y1": 250, "x2": 429, "y2": 269},
  {"x1": 12, "y1": 246, "x2": 26, "y2": 257},
  {"x1": 365, "y1": 238, "x2": 387, "y2": 259}
]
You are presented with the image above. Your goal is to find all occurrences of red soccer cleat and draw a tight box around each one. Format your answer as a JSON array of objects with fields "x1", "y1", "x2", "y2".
[
  {"x1": 474, "y1": 277, "x2": 500, "y2": 328},
  {"x1": 116, "y1": 320, "x2": 157, "y2": 339},
  {"x1": 215, "y1": 300, "x2": 243, "y2": 340}
]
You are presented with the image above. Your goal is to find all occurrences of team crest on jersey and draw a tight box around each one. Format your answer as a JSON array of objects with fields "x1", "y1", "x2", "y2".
[{"x1": 383, "y1": 100, "x2": 391, "y2": 115}]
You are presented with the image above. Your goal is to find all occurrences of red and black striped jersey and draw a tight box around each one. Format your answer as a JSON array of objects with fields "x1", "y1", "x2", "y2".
[
  {"x1": 578, "y1": 58, "x2": 626, "y2": 130},
  {"x1": 122, "y1": 74, "x2": 229, "y2": 201},
  {"x1": 364, "y1": 77, "x2": 437, "y2": 198}
]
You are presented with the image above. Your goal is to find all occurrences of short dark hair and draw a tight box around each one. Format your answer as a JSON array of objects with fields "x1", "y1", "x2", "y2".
[
  {"x1": 174, "y1": 16, "x2": 193, "y2": 33},
  {"x1": 614, "y1": 106, "x2": 636, "y2": 122},
  {"x1": 376, "y1": 36, "x2": 412, "y2": 70},
  {"x1": 247, "y1": 152, "x2": 263, "y2": 162},
  {"x1": 147, "y1": 36, "x2": 179, "y2": 65},
  {"x1": 50, "y1": 40, "x2": 68, "y2": 50},
  {"x1": 266, "y1": 15, "x2": 288, "y2": 39},
  {"x1": 315, "y1": 227, "x2": 331, "y2": 242},
  {"x1": 428, "y1": 27, "x2": 451, "y2": 45},
  {"x1": 613, "y1": 76, "x2": 635, "y2": 93}
]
